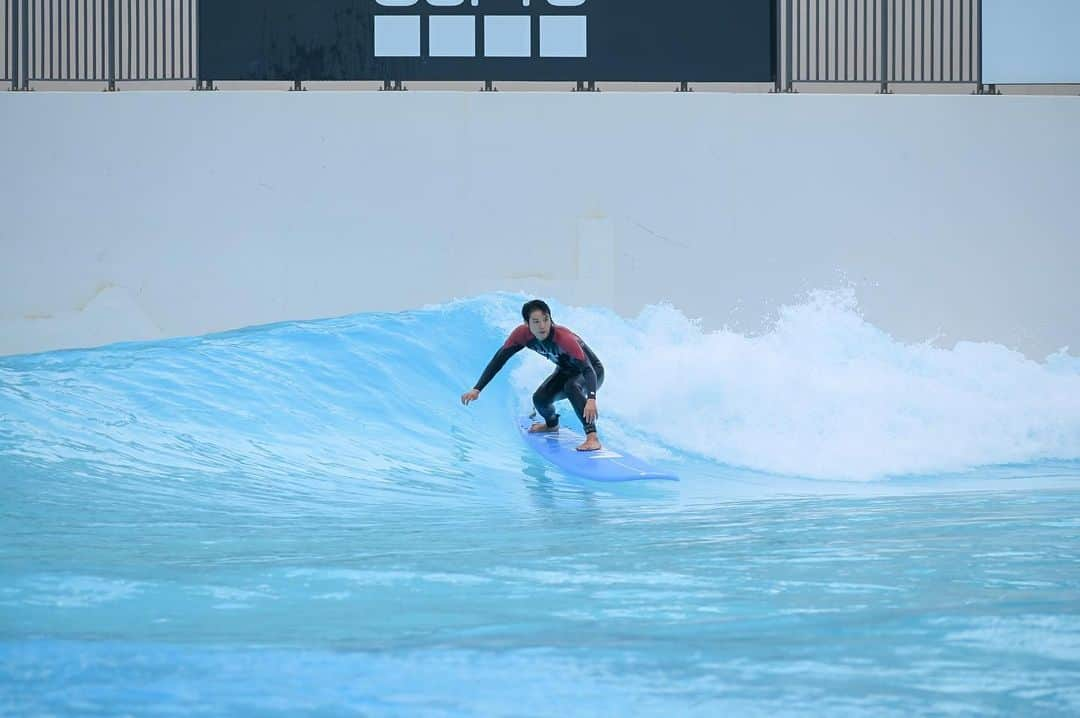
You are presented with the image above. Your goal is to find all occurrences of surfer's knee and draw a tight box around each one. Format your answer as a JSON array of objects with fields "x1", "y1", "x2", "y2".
[{"x1": 532, "y1": 386, "x2": 552, "y2": 405}]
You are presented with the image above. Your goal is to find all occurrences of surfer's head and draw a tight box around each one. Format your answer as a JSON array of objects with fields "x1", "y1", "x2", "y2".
[{"x1": 522, "y1": 299, "x2": 552, "y2": 341}]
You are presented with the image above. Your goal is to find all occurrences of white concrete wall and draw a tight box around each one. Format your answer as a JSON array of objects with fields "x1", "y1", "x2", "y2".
[{"x1": 1, "y1": 90, "x2": 1078, "y2": 358}]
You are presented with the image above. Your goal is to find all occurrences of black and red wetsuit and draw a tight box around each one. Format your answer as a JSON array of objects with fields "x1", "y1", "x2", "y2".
[{"x1": 473, "y1": 324, "x2": 605, "y2": 435}]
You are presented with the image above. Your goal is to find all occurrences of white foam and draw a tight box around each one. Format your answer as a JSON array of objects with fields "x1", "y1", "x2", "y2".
[{"x1": 503, "y1": 290, "x2": 1080, "y2": 481}]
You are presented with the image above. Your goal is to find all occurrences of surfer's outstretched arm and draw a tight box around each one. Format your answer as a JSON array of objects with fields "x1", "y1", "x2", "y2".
[
  {"x1": 462, "y1": 338, "x2": 526, "y2": 405},
  {"x1": 473, "y1": 344, "x2": 524, "y2": 392}
]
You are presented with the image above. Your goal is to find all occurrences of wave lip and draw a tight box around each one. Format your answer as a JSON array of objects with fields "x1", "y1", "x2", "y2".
[{"x1": 506, "y1": 290, "x2": 1080, "y2": 481}]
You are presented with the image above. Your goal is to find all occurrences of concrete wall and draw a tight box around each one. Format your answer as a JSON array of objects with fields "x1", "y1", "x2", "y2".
[{"x1": 1, "y1": 90, "x2": 1078, "y2": 358}]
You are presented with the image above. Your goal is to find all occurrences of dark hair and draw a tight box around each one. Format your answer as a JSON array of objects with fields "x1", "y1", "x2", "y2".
[{"x1": 521, "y1": 299, "x2": 552, "y2": 324}]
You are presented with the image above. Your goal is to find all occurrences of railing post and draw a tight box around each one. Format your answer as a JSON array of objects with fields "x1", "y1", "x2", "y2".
[
  {"x1": 786, "y1": 0, "x2": 794, "y2": 91},
  {"x1": 21, "y1": 0, "x2": 30, "y2": 90},
  {"x1": 773, "y1": 0, "x2": 782, "y2": 92},
  {"x1": 107, "y1": 0, "x2": 116, "y2": 90},
  {"x1": 975, "y1": 0, "x2": 986, "y2": 94},
  {"x1": 9, "y1": 0, "x2": 18, "y2": 90},
  {"x1": 879, "y1": 0, "x2": 891, "y2": 93},
  {"x1": 194, "y1": 0, "x2": 202, "y2": 90}
]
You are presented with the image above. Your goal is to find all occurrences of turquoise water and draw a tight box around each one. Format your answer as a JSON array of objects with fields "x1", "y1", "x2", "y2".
[{"x1": 2, "y1": 293, "x2": 1080, "y2": 716}]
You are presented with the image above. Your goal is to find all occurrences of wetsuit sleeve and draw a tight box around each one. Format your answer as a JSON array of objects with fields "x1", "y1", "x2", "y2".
[
  {"x1": 473, "y1": 326, "x2": 530, "y2": 392},
  {"x1": 554, "y1": 328, "x2": 599, "y2": 399},
  {"x1": 579, "y1": 359, "x2": 599, "y2": 400}
]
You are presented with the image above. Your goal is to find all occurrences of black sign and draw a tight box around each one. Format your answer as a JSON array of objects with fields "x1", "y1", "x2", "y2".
[{"x1": 199, "y1": 1, "x2": 776, "y2": 83}]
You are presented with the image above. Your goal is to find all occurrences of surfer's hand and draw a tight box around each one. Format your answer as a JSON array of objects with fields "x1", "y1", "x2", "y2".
[
  {"x1": 461, "y1": 389, "x2": 480, "y2": 406},
  {"x1": 583, "y1": 398, "x2": 598, "y2": 423}
]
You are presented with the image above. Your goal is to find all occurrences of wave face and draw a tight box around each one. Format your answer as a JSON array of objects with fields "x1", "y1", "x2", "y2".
[
  {"x1": 3, "y1": 292, "x2": 1080, "y2": 715},
  {"x1": 2, "y1": 290, "x2": 1078, "y2": 485}
]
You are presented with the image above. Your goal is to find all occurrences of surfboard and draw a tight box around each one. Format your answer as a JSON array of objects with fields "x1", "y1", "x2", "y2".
[{"x1": 518, "y1": 416, "x2": 678, "y2": 482}]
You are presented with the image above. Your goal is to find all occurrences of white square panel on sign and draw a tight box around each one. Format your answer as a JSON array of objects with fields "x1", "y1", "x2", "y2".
[
  {"x1": 540, "y1": 16, "x2": 587, "y2": 58},
  {"x1": 374, "y1": 16, "x2": 421, "y2": 57},
  {"x1": 430, "y1": 16, "x2": 477, "y2": 57},
  {"x1": 484, "y1": 16, "x2": 531, "y2": 58}
]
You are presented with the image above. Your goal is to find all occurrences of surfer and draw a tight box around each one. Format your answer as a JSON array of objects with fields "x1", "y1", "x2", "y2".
[{"x1": 461, "y1": 299, "x2": 604, "y2": 452}]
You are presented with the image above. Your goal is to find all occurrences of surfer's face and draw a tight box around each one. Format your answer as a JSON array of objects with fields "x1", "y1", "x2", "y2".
[{"x1": 528, "y1": 310, "x2": 551, "y2": 341}]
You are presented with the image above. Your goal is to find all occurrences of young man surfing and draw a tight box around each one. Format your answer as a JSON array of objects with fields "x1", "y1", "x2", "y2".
[{"x1": 461, "y1": 300, "x2": 604, "y2": 452}]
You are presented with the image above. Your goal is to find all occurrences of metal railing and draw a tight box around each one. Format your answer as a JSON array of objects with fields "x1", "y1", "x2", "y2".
[
  {"x1": 4, "y1": 0, "x2": 196, "y2": 90},
  {"x1": 26, "y1": 0, "x2": 113, "y2": 85},
  {"x1": 779, "y1": 0, "x2": 982, "y2": 92},
  {"x1": 113, "y1": 0, "x2": 195, "y2": 83}
]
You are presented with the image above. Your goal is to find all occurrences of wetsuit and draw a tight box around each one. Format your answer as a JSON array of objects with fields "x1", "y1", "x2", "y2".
[{"x1": 474, "y1": 324, "x2": 605, "y2": 434}]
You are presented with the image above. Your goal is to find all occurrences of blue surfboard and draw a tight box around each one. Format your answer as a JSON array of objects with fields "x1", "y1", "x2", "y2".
[{"x1": 518, "y1": 416, "x2": 678, "y2": 482}]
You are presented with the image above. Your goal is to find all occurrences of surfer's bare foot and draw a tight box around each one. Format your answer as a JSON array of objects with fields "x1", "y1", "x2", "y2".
[
  {"x1": 529, "y1": 422, "x2": 558, "y2": 433},
  {"x1": 576, "y1": 434, "x2": 602, "y2": 452}
]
